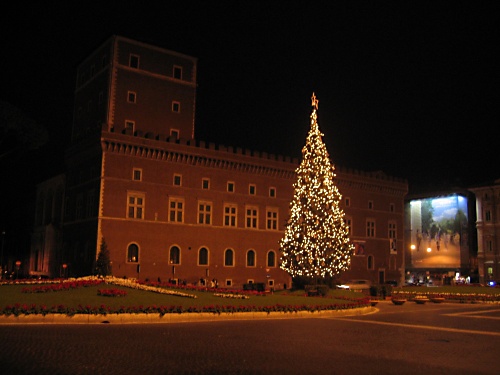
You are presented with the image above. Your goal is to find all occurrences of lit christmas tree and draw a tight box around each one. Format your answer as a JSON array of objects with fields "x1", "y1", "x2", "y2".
[{"x1": 279, "y1": 93, "x2": 354, "y2": 282}]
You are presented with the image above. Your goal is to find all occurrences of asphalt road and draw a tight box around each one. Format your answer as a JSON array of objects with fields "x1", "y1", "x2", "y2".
[{"x1": 1, "y1": 301, "x2": 499, "y2": 375}]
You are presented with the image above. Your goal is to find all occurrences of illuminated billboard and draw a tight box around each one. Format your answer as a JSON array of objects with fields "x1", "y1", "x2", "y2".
[{"x1": 408, "y1": 194, "x2": 468, "y2": 269}]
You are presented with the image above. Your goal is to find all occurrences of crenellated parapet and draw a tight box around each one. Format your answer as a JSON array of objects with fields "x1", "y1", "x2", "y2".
[
  {"x1": 101, "y1": 128, "x2": 408, "y2": 190},
  {"x1": 101, "y1": 132, "x2": 297, "y2": 179}
]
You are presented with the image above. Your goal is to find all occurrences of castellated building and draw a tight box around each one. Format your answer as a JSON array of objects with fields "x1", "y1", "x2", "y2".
[{"x1": 30, "y1": 36, "x2": 408, "y2": 289}]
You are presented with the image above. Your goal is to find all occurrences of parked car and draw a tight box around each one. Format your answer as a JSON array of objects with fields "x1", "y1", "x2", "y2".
[{"x1": 339, "y1": 279, "x2": 371, "y2": 291}]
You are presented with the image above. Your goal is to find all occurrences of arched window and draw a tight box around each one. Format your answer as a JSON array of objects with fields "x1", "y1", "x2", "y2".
[
  {"x1": 246, "y1": 250, "x2": 256, "y2": 267},
  {"x1": 169, "y1": 246, "x2": 180, "y2": 265},
  {"x1": 198, "y1": 247, "x2": 209, "y2": 266},
  {"x1": 224, "y1": 249, "x2": 234, "y2": 267},
  {"x1": 267, "y1": 251, "x2": 276, "y2": 267},
  {"x1": 367, "y1": 255, "x2": 374, "y2": 270},
  {"x1": 127, "y1": 243, "x2": 139, "y2": 262}
]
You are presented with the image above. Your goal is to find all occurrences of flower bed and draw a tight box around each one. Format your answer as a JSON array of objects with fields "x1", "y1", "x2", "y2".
[
  {"x1": 21, "y1": 279, "x2": 104, "y2": 293},
  {"x1": 97, "y1": 289, "x2": 127, "y2": 297},
  {"x1": 213, "y1": 293, "x2": 250, "y2": 299},
  {"x1": 0, "y1": 277, "x2": 371, "y2": 317},
  {"x1": 0, "y1": 296, "x2": 370, "y2": 317},
  {"x1": 391, "y1": 289, "x2": 500, "y2": 304}
]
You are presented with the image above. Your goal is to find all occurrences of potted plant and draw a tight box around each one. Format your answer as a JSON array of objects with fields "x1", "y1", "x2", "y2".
[
  {"x1": 414, "y1": 295, "x2": 429, "y2": 304},
  {"x1": 391, "y1": 297, "x2": 407, "y2": 305}
]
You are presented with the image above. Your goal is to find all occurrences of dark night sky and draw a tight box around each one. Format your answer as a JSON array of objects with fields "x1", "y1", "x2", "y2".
[{"x1": 1, "y1": 1, "x2": 498, "y2": 258}]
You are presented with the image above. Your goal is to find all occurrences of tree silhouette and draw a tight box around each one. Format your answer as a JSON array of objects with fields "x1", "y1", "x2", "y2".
[{"x1": 94, "y1": 238, "x2": 112, "y2": 277}]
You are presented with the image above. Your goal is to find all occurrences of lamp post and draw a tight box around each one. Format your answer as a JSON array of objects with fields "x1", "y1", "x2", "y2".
[{"x1": 15, "y1": 260, "x2": 21, "y2": 279}]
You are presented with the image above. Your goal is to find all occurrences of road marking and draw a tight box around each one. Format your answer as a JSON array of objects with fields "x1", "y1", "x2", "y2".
[
  {"x1": 326, "y1": 317, "x2": 500, "y2": 336},
  {"x1": 444, "y1": 308, "x2": 500, "y2": 320}
]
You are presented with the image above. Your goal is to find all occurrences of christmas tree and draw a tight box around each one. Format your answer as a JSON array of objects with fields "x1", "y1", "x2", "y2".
[
  {"x1": 94, "y1": 238, "x2": 112, "y2": 277},
  {"x1": 279, "y1": 93, "x2": 354, "y2": 281}
]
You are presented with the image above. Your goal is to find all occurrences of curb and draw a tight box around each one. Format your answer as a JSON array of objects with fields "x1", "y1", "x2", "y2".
[{"x1": 0, "y1": 306, "x2": 375, "y2": 324}]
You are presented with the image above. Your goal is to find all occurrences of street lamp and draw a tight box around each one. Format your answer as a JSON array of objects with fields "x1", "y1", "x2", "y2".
[{"x1": 15, "y1": 260, "x2": 21, "y2": 279}]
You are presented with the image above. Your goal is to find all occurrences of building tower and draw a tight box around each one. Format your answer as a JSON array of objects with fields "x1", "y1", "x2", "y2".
[{"x1": 63, "y1": 36, "x2": 197, "y2": 276}]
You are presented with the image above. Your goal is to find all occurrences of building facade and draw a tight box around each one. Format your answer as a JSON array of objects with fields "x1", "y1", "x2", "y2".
[
  {"x1": 470, "y1": 179, "x2": 500, "y2": 284},
  {"x1": 30, "y1": 35, "x2": 408, "y2": 289}
]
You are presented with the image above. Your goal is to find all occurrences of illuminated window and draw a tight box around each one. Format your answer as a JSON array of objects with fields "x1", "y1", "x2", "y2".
[
  {"x1": 266, "y1": 208, "x2": 278, "y2": 230},
  {"x1": 127, "y1": 244, "x2": 139, "y2": 263},
  {"x1": 169, "y1": 198, "x2": 184, "y2": 223},
  {"x1": 366, "y1": 220, "x2": 375, "y2": 237},
  {"x1": 127, "y1": 91, "x2": 136, "y2": 103},
  {"x1": 132, "y1": 168, "x2": 142, "y2": 181},
  {"x1": 246, "y1": 250, "x2": 256, "y2": 267},
  {"x1": 129, "y1": 54, "x2": 139, "y2": 69},
  {"x1": 198, "y1": 201, "x2": 212, "y2": 225},
  {"x1": 267, "y1": 251, "x2": 276, "y2": 267},
  {"x1": 169, "y1": 246, "x2": 180, "y2": 265},
  {"x1": 224, "y1": 249, "x2": 234, "y2": 267},
  {"x1": 127, "y1": 193, "x2": 144, "y2": 219},
  {"x1": 246, "y1": 206, "x2": 258, "y2": 229},
  {"x1": 224, "y1": 204, "x2": 237, "y2": 227},
  {"x1": 198, "y1": 247, "x2": 209, "y2": 266}
]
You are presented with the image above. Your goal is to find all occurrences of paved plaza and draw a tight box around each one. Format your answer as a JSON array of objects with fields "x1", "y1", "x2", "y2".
[{"x1": 1, "y1": 301, "x2": 499, "y2": 374}]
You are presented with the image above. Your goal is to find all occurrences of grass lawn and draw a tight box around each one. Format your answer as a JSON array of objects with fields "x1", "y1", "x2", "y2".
[
  {"x1": 0, "y1": 280, "x2": 367, "y2": 316},
  {"x1": 390, "y1": 285, "x2": 500, "y2": 303}
]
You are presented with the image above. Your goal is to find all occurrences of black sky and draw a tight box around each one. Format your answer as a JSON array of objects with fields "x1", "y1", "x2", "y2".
[{"x1": 2, "y1": 1, "x2": 499, "y2": 190}]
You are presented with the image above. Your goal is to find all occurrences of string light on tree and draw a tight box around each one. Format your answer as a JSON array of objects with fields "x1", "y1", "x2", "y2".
[{"x1": 279, "y1": 93, "x2": 354, "y2": 280}]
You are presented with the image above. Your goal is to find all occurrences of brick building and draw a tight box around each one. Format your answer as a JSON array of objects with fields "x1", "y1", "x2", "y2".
[
  {"x1": 470, "y1": 179, "x2": 500, "y2": 284},
  {"x1": 30, "y1": 35, "x2": 408, "y2": 289}
]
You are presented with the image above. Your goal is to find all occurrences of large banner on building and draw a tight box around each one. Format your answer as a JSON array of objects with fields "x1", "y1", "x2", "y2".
[{"x1": 408, "y1": 194, "x2": 468, "y2": 268}]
